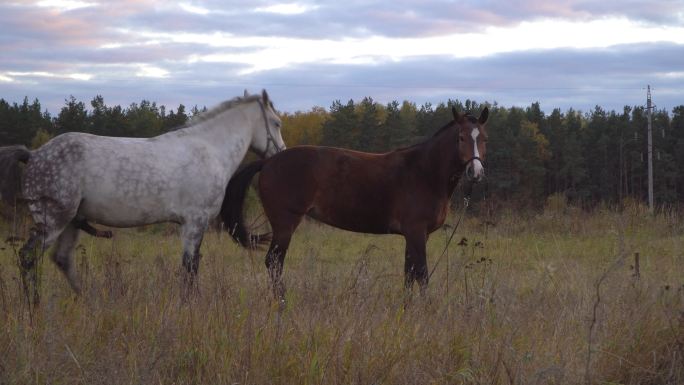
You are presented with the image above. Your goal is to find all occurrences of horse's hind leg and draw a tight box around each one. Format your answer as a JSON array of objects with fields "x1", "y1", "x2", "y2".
[
  {"x1": 19, "y1": 202, "x2": 74, "y2": 304},
  {"x1": 51, "y1": 222, "x2": 81, "y2": 294},
  {"x1": 264, "y1": 213, "x2": 303, "y2": 301},
  {"x1": 265, "y1": 237, "x2": 289, "y2": 301},
  {"x1": 265, "y1": 236, "x2": 291, "y2": 301},
  {"x1": 18, "y1": 225, "x2": 50, "y2": 305}
]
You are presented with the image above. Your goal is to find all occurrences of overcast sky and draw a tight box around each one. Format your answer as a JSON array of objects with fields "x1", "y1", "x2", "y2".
[{"x1": 1, "y1": 0, "x2": 683, "y2": 115}]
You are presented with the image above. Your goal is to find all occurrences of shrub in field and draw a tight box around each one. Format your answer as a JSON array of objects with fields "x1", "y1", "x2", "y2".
[{"x1": 544, "y1": 192, "x2": 568, "y2": 217}]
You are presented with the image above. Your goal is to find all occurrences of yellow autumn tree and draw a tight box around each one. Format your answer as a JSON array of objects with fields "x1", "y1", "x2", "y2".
[
  {"x1": 280, "y1": 106, "x2": 328, "y2": 146},
  {"x1": 520, "y1": 120, "x2": 551, "y2": 161},
  {"x1": 30, "y1": 128, "x2": 53, "y2": 149}
]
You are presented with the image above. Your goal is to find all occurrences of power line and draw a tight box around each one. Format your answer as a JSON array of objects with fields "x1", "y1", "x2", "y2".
[{"x1": 218, "y1": 82, "x2": 648, "y2": 91}]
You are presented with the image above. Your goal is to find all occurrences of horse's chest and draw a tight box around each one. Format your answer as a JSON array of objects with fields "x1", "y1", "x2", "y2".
[
  {"x1": 432, "y1": 202, "x2": 449, "y2": 229},
  {"x1": 422, "y1": 199, "x2": 450, "y2": 233}
]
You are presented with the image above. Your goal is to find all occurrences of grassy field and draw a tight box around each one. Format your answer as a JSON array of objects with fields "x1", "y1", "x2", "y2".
[{"x1": 0, "y1": 202, "x2": 683, "y2": 384}]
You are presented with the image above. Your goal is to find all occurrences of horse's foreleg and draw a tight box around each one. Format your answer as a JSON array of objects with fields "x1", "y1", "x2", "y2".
[
  {"x1": 403, "y1": 230, "x2": 429, "y2": 295},
  {"x1": 180, "y1": 218, "x2": 208, "y2": 292},
  {"x1": 403, "y1": 245, "x2": 414, "y2": 290}
]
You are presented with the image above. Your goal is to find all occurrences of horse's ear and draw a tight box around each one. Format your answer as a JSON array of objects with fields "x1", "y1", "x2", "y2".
[
  {"x1": 452, "y1": 106, "x2": 466, "y2": 123},
  {"x1": 262, "y1": 89, "x2": 270, "y2": 105},
  {"x1": 479, "y1": 107, "x2": 489, "y2": 124},
  {"x1": 244, "y1": 89, "x2": 249, "y2": 98}
]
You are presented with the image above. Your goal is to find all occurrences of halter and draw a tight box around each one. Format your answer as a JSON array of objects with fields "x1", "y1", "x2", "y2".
[
  {"x1": 254, "y1": 99, "x2": 284, "y2": 157},
  {"x1": 465, "y1": 156, "x2": 482, "y2": 167},
  {"x1": 459, "y1": 122, "x2": 484, "y2": 179},
  {"x1": 454, "y1": 125, "x2": 484, "y2": 181}
]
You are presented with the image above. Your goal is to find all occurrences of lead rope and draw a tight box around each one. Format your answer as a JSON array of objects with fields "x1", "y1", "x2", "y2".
[{"x1": 428, "y1": 181, "x2": 472, "y2": 281}]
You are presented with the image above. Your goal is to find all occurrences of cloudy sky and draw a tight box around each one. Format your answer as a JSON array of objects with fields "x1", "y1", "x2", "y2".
[{"x1": 1, "y1": 0, "x2": 683, "y2": 115}]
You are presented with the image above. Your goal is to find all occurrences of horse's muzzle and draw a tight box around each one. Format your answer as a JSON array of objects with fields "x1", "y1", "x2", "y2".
[{"x1": 465, "y1": 158, "x2": 485, "y2": 183}]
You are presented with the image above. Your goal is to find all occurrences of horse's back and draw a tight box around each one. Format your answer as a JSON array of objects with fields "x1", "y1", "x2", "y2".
[
  {"x1": 23, "y1": 131, "x2": 227, "y2": 227},
  {"x1": 25, "y1": 132, "x2": 154, "y2": 200}
]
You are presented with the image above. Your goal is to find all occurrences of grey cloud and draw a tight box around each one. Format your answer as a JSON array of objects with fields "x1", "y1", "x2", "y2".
[
  {"x1": 1, "y1": 1, "x2": 682, "y2": 50},
  {"x1": 1, "y1": 1, "x2": 682, "y2": 116},
  {"x1": 3, "y1": 42, "x2": 682, "y2": 116},
  {"x1": 573, "y1": 0, "x2": 684, "y2": 26},
  {"x1": 1, "y1": 43, "x2": 220, "y2": 72},
  {"x1": 154, "y1": 0, "x2": 684, "y2": 38},
  {"x1": 233, "y1": 42, "x2": 682, "y2": 112},
  {"x1": 0, "y1": 4, "x2": 118, "y2": 47}
]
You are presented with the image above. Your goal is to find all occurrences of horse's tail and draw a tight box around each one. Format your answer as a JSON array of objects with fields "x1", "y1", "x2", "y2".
[
  {"x1": 221, "y1": 159, "x2": 271, "y2": 249},
  {"x1": 0, "y1": 145, "x2": 31, "y2": 205}
]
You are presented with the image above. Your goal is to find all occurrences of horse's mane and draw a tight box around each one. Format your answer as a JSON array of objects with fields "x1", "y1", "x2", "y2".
[
  {"x1": 180, "y1": 94, "x2": 265, "y2": 129},
  {"x1": 388, "y1": 112, "x2": 477, "y2": 154},
  {"x1": 431, "y1": 112, "x2": 477, "y2": 138}
]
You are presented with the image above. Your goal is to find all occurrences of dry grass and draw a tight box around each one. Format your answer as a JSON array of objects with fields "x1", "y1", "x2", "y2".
[{"x1": 0, "y1": 205, "x2": 683, "y2": 384}]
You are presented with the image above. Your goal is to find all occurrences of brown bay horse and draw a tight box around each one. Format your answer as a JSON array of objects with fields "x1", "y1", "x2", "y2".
[{"x1": 222, "y1": 107, "x2": 489, "y2": 298}]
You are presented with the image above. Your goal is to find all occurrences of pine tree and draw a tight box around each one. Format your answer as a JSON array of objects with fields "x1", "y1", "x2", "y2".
[
  {"x1": 126, "y1": 100, "x2": 163, "y2": 137},
  {"x1": 163, "y1": 104, "x2": 189, "y2": 132},
  {"x1": 55, "y1": 96, "x2": 88, "y2": 135},
  {"x1": 356, "y1": 97, "x2": 380, "y2": 151},
  {"x1": 90, "y1": 95, "x2": 107, "y2": 135},
  {"x1": 322, "y1": 99, "x2": 357, "y2": 148}
]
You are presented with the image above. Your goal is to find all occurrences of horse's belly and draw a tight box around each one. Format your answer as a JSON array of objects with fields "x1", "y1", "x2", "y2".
[
  {"x1": 79, "y1": 165, "x2": 223, "y2": 227},
  {"x1": 78, "y1": 195, "x2": 179, "y2": 227},
  {"x1": 308, "y1": 205, "x2": 395, "y2": 234}
]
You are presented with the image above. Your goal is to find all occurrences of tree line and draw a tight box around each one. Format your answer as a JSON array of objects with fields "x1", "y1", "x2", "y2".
[{"x1": 1, "y1": 95, "x2": 683, "y2": 209}]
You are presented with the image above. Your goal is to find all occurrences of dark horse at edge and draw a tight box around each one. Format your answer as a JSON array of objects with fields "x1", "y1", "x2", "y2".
[{"x1": 222, "y1": 106, "x2": 489, "y2": 299}]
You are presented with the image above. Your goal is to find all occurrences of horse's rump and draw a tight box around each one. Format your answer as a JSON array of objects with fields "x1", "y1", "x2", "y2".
[{"x1": 0, "y1": 145, "x2": 31, "y2": 204}]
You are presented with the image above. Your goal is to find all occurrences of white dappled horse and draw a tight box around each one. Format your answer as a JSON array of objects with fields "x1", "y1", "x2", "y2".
[{"x1": 0, "y1": 89, "x2": 285, "y2": 302}]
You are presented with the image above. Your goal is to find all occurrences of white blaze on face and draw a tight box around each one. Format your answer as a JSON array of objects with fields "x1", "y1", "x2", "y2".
[{"x1": 470, "y1": 127, "x2": 484, "y2": 179}]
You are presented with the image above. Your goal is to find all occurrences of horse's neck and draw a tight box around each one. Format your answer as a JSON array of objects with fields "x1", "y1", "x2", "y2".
[
  {"x1": 420, "y1": 129, "x2": 463, "y2": 195},
  {"x1": 160, "y1": 106, "x2": 254, "y2": 177},
  {"x1": 172, "y1": 106, "x2": 253, "y2": 150}
]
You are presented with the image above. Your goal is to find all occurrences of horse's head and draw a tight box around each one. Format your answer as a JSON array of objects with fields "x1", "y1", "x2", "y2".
[
  {"x1": 453, "y1": 106, "x2": 488, "y2": 183},
  {"x1": 249, "y1": 89, "x2": 286, "y2": 158}
]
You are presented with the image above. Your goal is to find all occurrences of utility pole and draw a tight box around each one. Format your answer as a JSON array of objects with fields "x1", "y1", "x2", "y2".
[{"x1": 646, "y1": 85, "x2": 654, "y2": 213}]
